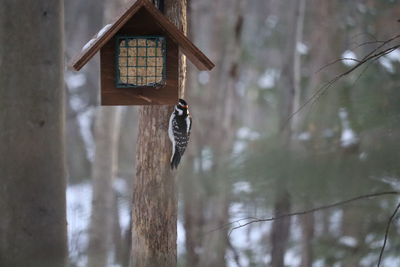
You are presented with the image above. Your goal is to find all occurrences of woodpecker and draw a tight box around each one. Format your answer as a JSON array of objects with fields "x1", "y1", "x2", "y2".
[{"x1": 169, "y1": 99, "x2": 192, "y2": 169}]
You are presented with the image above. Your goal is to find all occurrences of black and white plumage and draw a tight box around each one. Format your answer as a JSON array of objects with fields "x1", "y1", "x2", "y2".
[{"x1": 168, "y1": 99, "x2": 192, "y2": 169}]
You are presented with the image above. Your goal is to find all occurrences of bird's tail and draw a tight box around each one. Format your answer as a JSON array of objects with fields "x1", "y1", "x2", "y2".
[{"x1": 170, "y1": 151, "x2": 181, "y2": 169}]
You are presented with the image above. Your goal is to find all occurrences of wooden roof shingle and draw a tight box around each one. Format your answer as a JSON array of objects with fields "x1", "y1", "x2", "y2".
[{"x1": 71, "y1": 0, "x2": 214, "y2": 71}]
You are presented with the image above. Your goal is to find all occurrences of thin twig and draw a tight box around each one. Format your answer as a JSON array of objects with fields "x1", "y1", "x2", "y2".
[
  {"x1": 377, "y1": 201, "x2": 400, "y2": 267},
  {"x1": 316, "y1": 58, "x2": 361, "y2": 74},
  {"x1": 206, "y1": 216, "x2": 258, "y2": 234},
  {"x1": 225, "y1": 191, "x2": 399, "y2": 235},
  {"x1": 283, "y1": 36, "x2": 400, "y2": 128}
]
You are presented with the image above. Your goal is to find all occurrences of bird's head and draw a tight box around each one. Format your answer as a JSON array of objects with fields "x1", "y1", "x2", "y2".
[{"x1": 175, "y1": 99, "x2": 189, "y2": 115}]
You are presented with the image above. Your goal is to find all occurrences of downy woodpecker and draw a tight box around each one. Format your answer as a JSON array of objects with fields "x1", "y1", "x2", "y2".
[{"x1": 168, "y1": 99, "x2": 192, "y2": 169}]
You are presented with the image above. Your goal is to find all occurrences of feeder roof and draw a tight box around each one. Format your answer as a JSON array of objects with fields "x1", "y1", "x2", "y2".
[{"x1": 71, "y1": 0, "x2": 214, "y2": 71}]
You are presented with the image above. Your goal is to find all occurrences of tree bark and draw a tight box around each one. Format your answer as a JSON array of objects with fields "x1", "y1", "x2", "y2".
[
  {"x1": 131, "y1": 1, "x2": 187, "y2": 266},
  {"x1": 0, "y1": 1, "x2": 67, "y2": 266}
]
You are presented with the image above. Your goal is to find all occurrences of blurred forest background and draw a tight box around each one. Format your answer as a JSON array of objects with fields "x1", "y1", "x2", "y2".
[{"x1": 62, "y1": 0, "x2": 400, "y2": 266}]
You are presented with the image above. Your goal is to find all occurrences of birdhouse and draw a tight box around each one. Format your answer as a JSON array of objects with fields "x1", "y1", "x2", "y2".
[{"x1": 71, "y1": 0, "x2": 214, "y2": 105}]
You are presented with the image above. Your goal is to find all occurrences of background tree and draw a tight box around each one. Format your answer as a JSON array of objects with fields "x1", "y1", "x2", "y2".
[
  {"x1": 86, "y1": 1, "x2": 127, "y2": 266},
  {"x1": 0, "y1": 1, "x2": 67, "y2": 266}
]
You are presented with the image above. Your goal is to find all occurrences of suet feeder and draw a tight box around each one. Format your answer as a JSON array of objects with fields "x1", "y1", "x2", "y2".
[{"x1": 71, "y1": 0, "x2": 215, "y2": 105}]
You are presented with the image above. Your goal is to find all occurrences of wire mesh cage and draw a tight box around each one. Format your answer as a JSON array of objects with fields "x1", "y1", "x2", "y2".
[{"x1": 116, "y1": 36, "x2": 166, "y2": 88}]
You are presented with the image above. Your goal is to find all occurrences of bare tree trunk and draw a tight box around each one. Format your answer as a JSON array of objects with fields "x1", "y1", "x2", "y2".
[
  {"x1": 131, "y1": 1, "x2": 187, "y2": 266},
  {"x1": 183, "y1": 0, "x2": 243, "y2": 265},
  {"x1": 300, "y1": 213, "x2": 314, "y2": 267},
  {"x1": 270, "y1": 192, "x2": 291, "y2": 267},
  {"x1": 291, "y1": 0, "x2": 306, "y2": 133},
  {"x1": 271, "y1": 0, "x2": 306, "y2": 265},
  {"x1": 0, "y1": 1, "x2": 67, "y2": 266},
  {"x1": 86, "y1": 0, "x2": 127, "y2": 265},
  {"x1": 87, "y1": 107, "x2": 122, "y2": 267}
]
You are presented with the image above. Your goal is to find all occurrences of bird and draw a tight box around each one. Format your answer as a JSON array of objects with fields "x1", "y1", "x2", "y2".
[{"x1": 168, "y1": 98, "x2": 192, "y2": 169}]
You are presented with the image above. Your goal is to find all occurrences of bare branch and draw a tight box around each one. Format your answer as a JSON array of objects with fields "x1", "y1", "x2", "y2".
[
  {"x1": 222, "y1": 191, "x2": 399, "y2": 235},
  {"x1": 316, "y1": 58, "x2": 361, "y2": 74},
  {"x1": 283, "y1": 33, "x2": 400, "y2": 128},
  {"x1": 377, "y1": 201, "x2": 400, "y2": 267}
]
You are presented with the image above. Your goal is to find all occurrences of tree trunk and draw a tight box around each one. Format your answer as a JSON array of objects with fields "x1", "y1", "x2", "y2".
[
  {"x1": 271, "y1": 0, "x2": 306, "y2": 264},
  {"x1": 87, "y1": 107, "x2": 122, "y2": 267},
  {"x1": 270, "y1": 191, "x2": 291, "y2": 267},
  {"x1": 0, "y1": 1, "x2": 67, "y2": 266},
  {"x1": 86, "y1": 0, "x2": 127, "y2": 265},
  {"x1": 131, "y1": 1, "x2": 187, "y2": 266},
  {"x1": 300, "y1": 212, "x2": 314, "y2": 267}
]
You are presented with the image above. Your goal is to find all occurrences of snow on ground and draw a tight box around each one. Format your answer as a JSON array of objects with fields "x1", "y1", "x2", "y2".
[
  {"x1": 67, "y1": 181, "x2": 92, "y2": 267},
  {"x1": 67, "y1": 179, "x2": 186, "y2": 265}
]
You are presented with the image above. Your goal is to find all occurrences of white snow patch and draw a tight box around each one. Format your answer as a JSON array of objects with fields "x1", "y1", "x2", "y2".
[
  {"x1": 341, "y1": 50, "x2": 358, "y2": 67},
  {"x1": 113, "y1": 178, "x2": 131, "y2": 234},
  {"x1": 67, "y1": 182, "x2": 92, "y2": 267},
  {"x1": 284, "y1": 249, "x2": 301, "y2": 266},
  {"x1": 386, "y1": 49, "x2": 400, "y2": 61},
  {"x1": 198, "y1": 71, "x2": 210, "y2": 85},
  {"x1": 258, "y1": 69, "x2": 279, "y2": 89},
  {"x1": 297, "y1": 131, "x2": 311, "y2": 141},
  {"x1": 78, "y1": 109, "x2": 95, "y2": 161},
  {"x1": 296, "y1": 42, "x2": 309, "y2": 55},
  {"x1": 341, "y1": 128, "x2": 358, "y2": 147},
  {"x1": 329, "y1": 209, "x2": 343, "y2": 235},
  {"x1": 380, "y1": 175, "x2": 400, "y2": 190},
  {"x1": 339, "y1": 236, "x2": 358, "y2": 247},
  {"x1": 237, "y1": 127, "x2": 260, "y2": 140},
  {"x1": 314, "y1": 259, "x2": 325, "y2": 267},
  {"x1": 233, "y1": 181, "x2": 252, "y2": 194},
  {"x1": 97, "y1": 24, "x2": 112, "y2": 38},
  {"x1": 177, "y1": 220, "x2": 186, "y2": 256},
  {"x1": 380, "y1": 256, "x2": 400, "y2": 267},
  {"x1": 339, "y1": 108, "x2": 359, "y2": 148},
  {"x1": 378, "y1": 49, "x2": 400, "y2": 73},
  {"x1": 233, "y1": 140, "x2": 246, "y2": 154},
  {"x1": 82, "y1": 38, "x2": 96, "y2": 52},
  {"x1": 66, "y1": 73, "x2": 87, "y2": 89},
  {"x1": 379, "y1": 56, "x2": 394, "y2": 73},
  {"x1": 69, "y1": 94, "x2": 86, "y2": 111}
]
